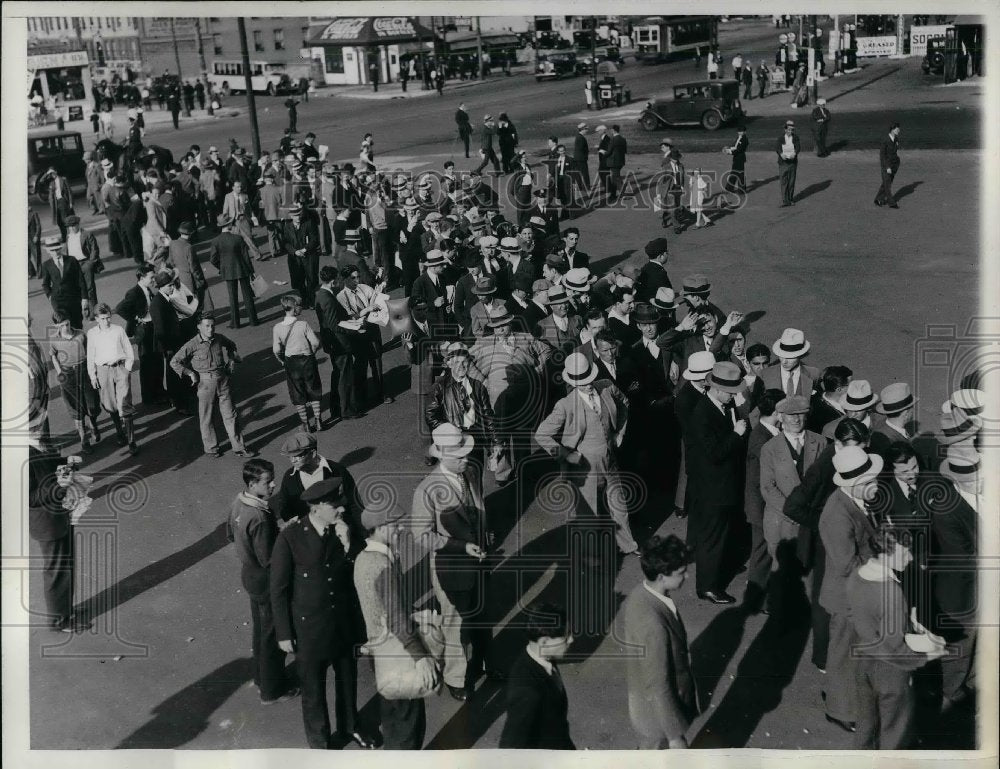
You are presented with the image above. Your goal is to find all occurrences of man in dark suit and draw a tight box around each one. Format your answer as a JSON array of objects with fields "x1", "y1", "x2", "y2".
[
  {"x1": 39, "y1": 236, "x2": 88, "y2": 329},
  {"x1": 760, "y1": 328, "x2": 819, "y2": 397},
  {"x1": 875, "y1": 122, "x2": 902, "y2": 208},
  {"x1": 314, "y1": 266, "x2": 362, "y2": 421},
  {"x1": 606, "y1": 124, "x2": 628, "y2": 203},
  {"x1": 686, "y1": 361, "x2": 749, "y2": 604},
  {"x1": 210, "y1": 217, "x2": 259, "y2": 328},
  {"x1": 621, "y1": 535, "x2": 698, "y2": 748},
  {"x1": 115, "y1": 263, "x2": 165, "y2": 405},
  {"x1": 536, "y1": 285, "x2": 582, "y2": 354},
  {"x1": 475, "y1": 114, "x2": 501, "y2": 175},
  {"x1": 810, "y1": 99, "x2": 832, "y2": 157},
  {"x1": 595, "y1": 124, "x2": 612, "y2": 198},
  {"x1": 499, "y1": 236, "x2": 535, "y2": 305},
  {"x1": 572, "y1": 123, "x2": 591, "y2": 191},
  {"x1": 775, "y1": 120, "x2": 801, "y2": 207},
  {"x1": 270, "y1": 478, "x2": 374, "y2": 750},
  {"x1": 634, "y1": 238, "x2": 672, "y2": 303},
  {"x1": 723, "y1": 125, "x2": 750, "y2": 198},
  {"x1": 499, "y1": 602, "x2": 576, "y2": 749},
  {"x1": 455, "y1": 102, "x2": 473, "y2": 159},
  {"x1": 270, "y1": 433, "x2": 364, "y2": 531},
  {"x1": 44, "y1": 168, "x2": 75, "y2": 239},
  {"x1": 149, "y1": 272, "x2": 190, "y2": 413},
  {"x1": 522, "y1": 278, "x2": 550, "y2": 335},
  {"x1": 525, "y1": 191, "x2": 561, "y2": 240},
  {"x1": 452, "y1": 252, "x2": 482, "y2": 336},
  {"x1": 409, "y1": 250, "x2": 451, "y2": 332},
  {"x1": 551, "y1": 144, "x2": 576, "y2": 212},
  {"x1": 558, "y1": 227, "x2": 589, "y2": 271},
  {"x1": 281, "y1": 204, "x2": 321, "y2": 309},
  {"x1": 672, "y1": 352, "x2": 714, "y2": 519}
]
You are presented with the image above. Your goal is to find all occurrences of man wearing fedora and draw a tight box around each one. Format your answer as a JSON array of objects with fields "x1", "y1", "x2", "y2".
[
  {"x1": 396, "y1": 198, "x2": 426, "y2": 298},
  {"x1": 761, "y1": 328, "x2": 819, "y2": 398},
  {"x1": 281, "y1": 204, "x2": 320, "y2": 309},
  {"x1": 536, "y1": 285, "x2": 582, "y2": 355},
  {"x1": 337, "y1": 266, "x2": 391, "y2": 408},
  {"x1": 820, "y1": 380, "x2": 890, "y2": 456},
  {"x1": 259, "y1": 173, "x2": 286, "y2": 259},
  {"x1": 500, "y1": 237, "x2": 536, "y2": 303},
  {"x1": 474, "y1": 114, "x2": 502, "y2": 175},
  {"x1": 573, "y1": 123, "x2": 591, "y2": 192},
  {"x1": 468, "y1": 275, "x2": 503, "y2": 339},
  {"x1": 818, "y1": 446, "x2": 884, "y2": 733},
  {"x1": 675, "y1": 274, "x2": 726, "y2": 328},
  {"x1": 759, "y1": 394, "x2": 826, "y2": 613},
  {"x1": 270, "y1": 477, "x2": 374, "y2": 750},
  {"x1": 562, "y1": 267, "x2": 593, "y2": 320},
  {"x1": 40, "y1": 235, "x2": 89, "y2": 330},
  {"x1": 63, "y1": 215, "x2": 103, "y2": 315},
  {"x1": 209, "y1": 218, "x2": 259, "y2": 328},
  {"x1": 411, "y1": 424, "x2": 503, "y2": 700},
  {"x1": 410, "y1": 250, "x2": 451, "y2": 334},
  {"x1": 524, "y1": 190, "x2": 561, "y2": 240},
  {"x1": 522, "y1": 278, "x2": 551, "y2": 335},
  {"x1": 535, "y1": 352, "x2": 641, "y2": 558},
  {"x1": 222, "y1": 178, "x2": 264, "y2": 262},
  {"x1": 872, "y1": 383, "x2": 918, "y2": 449},
  {"x1": 775, "y1": 120, "x2": 801, "y2": 207},
  {"x1": 686, "y1": 361, "x2": 750, "y2": 604},
  {"x1": 170, "y1": 221, "x2": 214, "y2": 314},
  {"x1": 452, "y1": 252, "x2": 483, "y2": 335}
]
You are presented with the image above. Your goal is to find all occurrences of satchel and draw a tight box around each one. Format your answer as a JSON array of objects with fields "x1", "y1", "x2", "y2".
[
  {"x1": 361, "y1": 610, "x2": 445, "y2": 700},
  {"x1": 250, "y1": 273, "x2": 269, "y2": 298}
]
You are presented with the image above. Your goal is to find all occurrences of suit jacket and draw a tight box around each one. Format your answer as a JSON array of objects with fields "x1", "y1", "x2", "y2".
[
  {"x1": 775, "y1": 133, "x2": 802, "y2": 162},
  {"x1": 28, "y1": 446, "x2": 71, "y2": 542},
  {"x1": 524, "y1": 204, "x2": 561, "y2": 239},
  {"x1": 280, "y1": 219, "x2": 320, "y2": 258},
  {"x1": 629, "y1": 337, "x2": 674, "y2": 409},
  {"x1": 313, "y1": 286, "x2": 351, "y2": 357},
  {"x1": 167, "y1": 238, "x2": 207, "y2": 293},
  {"x1": 536, "y1": 314, "x2": 582, "y2": 354},
  {"x1": 880, "y1": 135, "x2": 900, "y2": 173},
  {"x1": 522, "y1": 300, "x2": 549, "y2": 336},
  {"x1": 609, "y1": 134, "x2": 628, "y2": 169},
  {"x1": 688, "y1": 396, "x2": 746, "y2": 509},
  {"x1": 620, "y1": 583, "x2": 697, "y2": 742},
  {"x1": 593, "y1": 353, "x2": 643, "y2": 400},
  {"x1": 573, "y1": 133, "x2": 589, "y2": 169},
  {"x1": 759, "y1": 363, "x2": 819, "y2": 398},
  {"x1": 596, "y1": 134, "x2": 611, "y2": 169},
  {"x1": 744, "y1": 423, "x2": 778, "y2": 528},
  {"x1": 561, "y1": 248, "x2": 590, "y2": 270},
  {"x1": 40, "y1": 257, "x2": 87, "y2": 307},
  {"x1": 149, "y1": 292, "x2": 183, "y2": 353},
  {"x1": 115, "y1": 283, "x2": 151, "y2": 339},
  {"x1": 929, "y1": 478, "x2": 977, "y2": 633},
  {"x1": 456, "y1": 108, "x2": 472, "y2": 136},
  {"x1": 807, "y1": 393, "x2": 843, "y2": 434},
  {"x1": 499, "y1": 650, "x2": 575, "y2": 749},
  {"x1": 821, "y1": 414, "x2": 892, "y2": 456},
  {"x1": 269, "y1": 515, "x2": 365, "y2": 658},
  {"x1": 759, "y1": 430, "x2": 825, "y2": 523},
  {"x1": 818, "y1": 489, "x2": 878, "y2": 615},
  {"x1": 505, "y1": 257, "x2": 537, "y2": 297},
  {"x1": 469, "y1": 300, "x2": 503, "y2": 339},
  {"x1": 270, "y1": 459, "x2": 363, "y2": 531},
  {"x1": 209, "y1": 232, "x2": 253, "y2": 280},
  {"x1": 635, "y1": 261, "x2": 672, "y2": 303},
  {"x1": 410, "y1": 272, "x2": 448, "y2": 327},
  {"x1": 607, "y1": 315, "x2": 640, "y2": 349},
  {"x1": 534, "y1": 381, "x2": 629, "y2": 461},
  {"x1": 452, "y1": 272, "x2": 479, "y2": 333}
]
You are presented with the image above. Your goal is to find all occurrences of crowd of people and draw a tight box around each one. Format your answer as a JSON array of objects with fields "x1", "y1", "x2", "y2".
[{"x1": 25, "y1": 101, "x2": 983, "y2": 752}]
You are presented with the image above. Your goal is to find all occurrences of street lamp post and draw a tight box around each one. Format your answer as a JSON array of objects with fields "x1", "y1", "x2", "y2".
[
  {"x1": 195, "y1": 17, "x2": 212, "y2": 115},
  {"x1": 170, "y1": 18, "x2": 190, "y2": 117},
  {"x1": 476, "y1": 16, "x2": 484, "y2": 79},
  {"x1": 238, "y1": 18, "x2": 262, "y2": 158}
]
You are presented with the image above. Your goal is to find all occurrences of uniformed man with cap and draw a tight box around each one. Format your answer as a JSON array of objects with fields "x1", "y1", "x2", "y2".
[
  {"x1": 281, "y1": 203, "x2": 321, "y2": 308},
  {"x1": 810, "y1": 98, "x2": 831, "y2": 157},
  {"x1": 270, "y1": 477, "x2": 375, "y2": 750},
  {"x1": 39, "y1": 234, "x2": 89, "y2": 329}
]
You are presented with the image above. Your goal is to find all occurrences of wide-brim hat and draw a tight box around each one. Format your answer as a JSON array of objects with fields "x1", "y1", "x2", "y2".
[
  {"x1": 681, "y1": 274, "x2": 711, "y2": 296},
  {"x1": 444, "y1": 341, "x2": 470, "y2": 359},
  {"x1": 772, "y1": 327, "x2": 810, "y2": 358},
  {"x1": 563, "y1": 353, "x2": 597, "y2": 387},
  {"x1": 832, "y1": 447, "x2": 884, "y2": 488},
  {"x1": 546, "y1": 286, "x2": 570, "y2": 305},
  {"x1": 705, "y1": 361, "x2": 743, "y2": 393},
  {"x1": 100, "y1": 158, "x2": 114, "y2": 168},
  {"x1": 217, "y1": 214, "x2": 235, "y2": 228},
  {"x1": 478, "y1": 235, "x2": 499, "y2": 249},
  {"x1": 487, "y1": 309, "x2": 515, "y2": 328},
  {"x1": 632, "y1": 303, "x2": 660, "y2": 325},
  {"x1": 938, "y1": 411, "x2": 983, "y2": 446},
  {"x1": 472, "y1": 276, "x2": 498, "y2": 296},
  {"x1": 939, "y1": 447, "x2": 981, "y2": 486},
  {"x1": 683, "y1": 351, "x2": 716, "y2": 381},
  {"x1": 945, "y1": 388, "x2": 986, "y2": 418},
  {"x1": 563, "y1": 268, "x2": 592, "y2": 292},
  {"x1": 876, "y1": 383, "x2": 917, "y2": 415},
  {"x1": 42, "y1": 234, "x2": 63, "y2": 248},
  {"x1": 403, "y1": 198, "x2": 419, "y2": 211},
  {"x1": 652, "y1": 287, "x2": 678, "y2": 311},
  {"x1": 500, "y1": 237, "x2": 520, "y2": 253},
  {"x1": 429, "y1": 424, "x2": 475, "y2": 458},
  {"x1": 424, "y1": 249, "x2": 446, "y2": 268},
  {"x1": 344, "y1": 229, "x2": 362, "y2": 242},
  {"x1": 842, "y1": 379, "x2": 879, "y2": 411},
  {"x1": 287, "y1": 203, "x2": 304, "y2": 216}
]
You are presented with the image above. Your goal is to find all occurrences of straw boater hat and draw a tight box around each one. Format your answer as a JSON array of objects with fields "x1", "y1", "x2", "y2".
[
  {"x1": 563, "y1": 268, "x2": 592, "y2": 293},
  {"x1": 562, "y1": 353, "x2": 597, "y2": 387},
  {"x1": 546, "y1": 285, "x2": 570, "y2": 306},
  {"x1": 939, "y1": 447, "x2": 981, "y2": 486},
  {"x1": 772, "y1": 328, "x2": 810, "y2": 358},
  {"x1": 683, "y1": 351, "x2": 716, "y2": 382},
  {"x1": 444, "y1": 341, "x2": 470, "y2": 359},
  {"x1": 429, "y1": 424, "x2": 474, "y2": 459},
  {"x1": 681, "y1": 274, "x2": 711, "y2": 297},
  {"x1": 43, "y1": 235, "x2": 64, "y2": 249},
  {"x1": 842, "y1": 380, "x2": 879, "y2": 411},
  {"x1": 876, "y1": 383, "x2": 917, "y2": 416},
  {"x1": 942, "y1": 388, "x2": 986, "y2": 418},
  {"x1": 938, "y1": 410, "x2": 982, "y2": 446},
  {"x1": 424, "y1": 249, "x2": 446, "y2": 268},
  {"x1": 500, "y1": 237, "x2": 520, "y2": 254},
  {"x1": 652, "y1": 287, "x2": 679, "y2": 311},
  {"x1": 705, "y1": 361, "x2": 744, "y2": 393},
  {"x1": 343, "y1": 229, "x2": 361, "y2": 243},
  {"x1": 478, "y1": 235, "x2": 499, "y2": 249},
  {"x1": 832, "y1": 446, "x2": 884, "y2": 488}
]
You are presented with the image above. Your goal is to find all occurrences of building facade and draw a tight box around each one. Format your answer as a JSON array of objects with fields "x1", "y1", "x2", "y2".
[{"x1": 26, "y1": 15, "x2": 141, "y2": 76}]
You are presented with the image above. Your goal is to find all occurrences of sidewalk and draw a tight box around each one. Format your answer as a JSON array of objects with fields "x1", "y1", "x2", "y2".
[
  {"x1": 52, "y1": 105, "x2": 244, "y2": 145},
  {"x1": 327, "y1": 69, "x2": 528, "y2": 100}
]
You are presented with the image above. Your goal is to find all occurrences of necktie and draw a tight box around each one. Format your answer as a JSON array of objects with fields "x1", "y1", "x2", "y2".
[
  {"x1": 550, "y1": 664, "x2": 565, "y2": 694},
  {"x1": 784, "y1": 371, "x2": 795, "y2": 397},
  {"x1": 907, "y1": 485, "x2": 917, "y2": 507}
]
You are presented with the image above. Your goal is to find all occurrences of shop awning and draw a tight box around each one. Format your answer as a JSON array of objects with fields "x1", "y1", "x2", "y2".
[
  {"x1": 444, "y1": 30, "x2": 520, "y2": 52},
  {"x1": 307, "y1": 17, "x2": 434, "y2": 46}
]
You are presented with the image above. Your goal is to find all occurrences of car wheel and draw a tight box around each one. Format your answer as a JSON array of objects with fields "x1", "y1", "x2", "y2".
[
  {"x1": 640, "y1": 114, "x2": 659, "y2": 131},
  {"x1": 701, "y1": 111, "x2": 722, "y2": 130}
]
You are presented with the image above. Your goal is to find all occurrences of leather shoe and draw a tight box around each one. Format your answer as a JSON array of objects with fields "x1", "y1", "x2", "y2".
[
  {"x1": 447, "y1": 684, "x2": 469, "y2": 701},
  {"x1": 336, "y1": 730, "x2": 376, "y2": 749},
  {"x1": 698, "y1": 590, "x2": 736, "y2": 604},
  {"x1": 825, "y1": 714, "x2": 857, "y2": 733}
]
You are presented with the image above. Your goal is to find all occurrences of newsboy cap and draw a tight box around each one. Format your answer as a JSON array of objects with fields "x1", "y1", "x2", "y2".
[{"x1": 280, "y1": 432, "x2": 317, "y2": 455}]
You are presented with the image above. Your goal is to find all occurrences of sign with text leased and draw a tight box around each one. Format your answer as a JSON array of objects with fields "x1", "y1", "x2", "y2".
[
  {"x1": 856, "y1": 36, "x2": 897, "y2": 57},
  {"x1": 909, "y1": 25, "x2": 950, "y2": 56}
]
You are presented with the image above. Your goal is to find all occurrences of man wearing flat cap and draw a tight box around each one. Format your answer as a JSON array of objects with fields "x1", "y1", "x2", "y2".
[
  {"x1": 270, "y1": 477, "x2": 374, "y2": 750},
  {"x1": 270, "y1": 432, "x2": 364, "y2": 529},
  {"x1": 40, "y1": 235, "x2": 89, "y2": 330}
]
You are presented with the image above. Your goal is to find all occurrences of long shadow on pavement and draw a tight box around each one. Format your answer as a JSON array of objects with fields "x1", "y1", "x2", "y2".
[
  {"x1": 115, "y1": 656, "x2": 254, "y2": 748},
  {"x1": 894, "y1": 180, "x2": 924, "y2": 202},
  {"x1": 688, "y1": 602, "x2": 750, "y2": 715},
  {"x1": 794, "y1": 179, "x2": 833, "y2": 203}
]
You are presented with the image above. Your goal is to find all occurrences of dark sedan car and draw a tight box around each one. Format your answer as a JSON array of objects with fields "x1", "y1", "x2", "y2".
[
  {"x1": 536, "y1": 52, "x2": 579, "y2": 81},
  {"x1": 639, "y1": 79, "x2": 744, "y2": 131}
]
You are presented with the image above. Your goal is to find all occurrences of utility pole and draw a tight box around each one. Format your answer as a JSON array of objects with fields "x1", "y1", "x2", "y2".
[
  {"x1": 476, "y1": 16, "x2": 484, "y2": 79},
  {"x1": 812, "y1": 15, "x2": 819, "y2": 101},
  {"x1": 195, "y1": 18, "x2": 213, "y2": 115},
  {"x1": 170, "y1": 17, "x2": 190, "y2": 116},
  {"x1": 238, "y1": 18, "x2": 262, "y2": 158},
  {"x1": 591, "y1": 15, "x2": 598, "y2": 86}
]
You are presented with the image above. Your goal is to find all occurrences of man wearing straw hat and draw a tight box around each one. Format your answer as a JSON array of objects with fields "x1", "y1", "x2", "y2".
[
  {"x1": 535, "y1": 352, "x2": 640, "y2": 558},
  {"x1": 411, "y1": 424, "x2": 503, "y2": 701},
  {"x1": 821, "y1": 380, "x2": 890, "y2": 456},
  {"x1": 817, "y1": 446, "x2": 884, "y2": 734},
  {"x1": 872, "y1": 382, "x2": 918, "y2": 450}
]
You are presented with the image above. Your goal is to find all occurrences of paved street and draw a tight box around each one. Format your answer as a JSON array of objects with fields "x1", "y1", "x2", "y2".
[{"x1": 19, "y1": 18, "x2": 985, "y2": 753}]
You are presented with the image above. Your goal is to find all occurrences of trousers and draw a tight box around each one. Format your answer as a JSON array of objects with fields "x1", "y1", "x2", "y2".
[
  {"x1": 250, "y1": 597, "x2": 291, "y2": 701},
  {"x1": 195, "y1": 371, "x2": 246, "y2": 453},
  {"x1": 824, "y1": 611, "x2": 858, "y2": 721},
  {"x1": 690, "y1": 502, "x2": 737, "y2": 594},
  {"x1": 853, "y1": 658, "x2": 914, "y2": 749},
  {"x1": 380, "y1": 695, "x2": 426, "y2": 750},
  {"x1": 778, "y1": 160, "x2": 797, "y2": 204},
  {"x1": 35, "y1": 533, "x2": 74, "y2": 621},
  {"x1": 875, "y1": 168, "x2": 896, "y2": 205},
  {"x1": 430, "y1": 557, "x2": 493, "y2": 689},
  {"x1": 299, "y1": 653, "x2": 358, "y2": 748},
  {"x1": 225, "y1": 278, "x2": 258, "y2": 327}
]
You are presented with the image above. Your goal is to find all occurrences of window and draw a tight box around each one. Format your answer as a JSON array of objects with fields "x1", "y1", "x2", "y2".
[
  {"x1": 253, "y1": 30, "x2": 264, "y2": 52},
  {"x1": 273, "y1": 29, "x2": 284, "y2": 50},
  {"x1": 213, "y1": 33, "x2": 223, "y2": 55},
  {"x1": 325, "y1": 47, "x2": 345, "y2": 74}
]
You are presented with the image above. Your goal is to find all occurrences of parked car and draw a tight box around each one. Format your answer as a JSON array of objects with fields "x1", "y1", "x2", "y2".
[
  {"x1": 921, "y1": 37, "x2": 946, "y2": 74},
  {"x1": 576, "y1": 46, "x2": 626, "y2": 74},
  {"x1": 639, "y1": 79, "x2": 744, "y2": 131},
  {"x1": 28, "y1": 130, "x2": 87, "y2": 201},
  {"x1": 536, "y1": 52, "x2": 579, "y2": 81}
]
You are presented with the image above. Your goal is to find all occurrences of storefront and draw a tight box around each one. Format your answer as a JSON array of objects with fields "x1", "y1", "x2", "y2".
[
  {"x1": 28, "y1": 49, "x2": 94, "y2": 123},
  {"x1": 306, "y1": 17, "x2": 435, "y2": 86}
]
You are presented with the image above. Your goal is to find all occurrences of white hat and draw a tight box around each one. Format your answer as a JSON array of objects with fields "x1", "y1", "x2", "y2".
[
  {"x1": 478, "y1": 235, "x2": 499, "y2": 248},
  {"x1": 944, "y1": 388, "x2": 986, "y2": 417},
  {"x1": 832, "y1": 447, "x2": 884, "y2": 488},
  {"x1": 563, "y1": 268, "x2": 592, "y2": 292},
  {"x1": 683, "y1": 351, "x2": 716, "y2": 382},
  {"x1": 563, "y1": 353, "x2": 598, "y2": 387},
  {"x1": 816, "y1": 98, "x2": 827, "y2": 105},
  {"x1": 772, "y1": 328, "x2": 810, "y2": 358},
  {"x1": 939, "y1": 447, "x2": 981, "y2": 486},
  {"x1": 842, "y1": 380, "x2": 879, "y2": 411},
  {"x1": 429, "y1": 423, "x2": 475, "y2": 458}
]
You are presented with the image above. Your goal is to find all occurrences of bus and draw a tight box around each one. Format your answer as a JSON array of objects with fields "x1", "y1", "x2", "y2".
[
  {"x1": 206, "y1": 60, "x2": 294, "y2": 96},
  {"x1": 633, "y1": 16, "x2": 718, "y2": 63}
]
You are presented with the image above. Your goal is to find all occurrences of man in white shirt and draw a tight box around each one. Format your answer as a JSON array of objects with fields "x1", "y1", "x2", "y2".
[
  {"x1": 337, "y1": 266, "x2": 391, "y2": 407},
  {"x1": 87, "y1": 303, "x2": 137, "y2": 453},
  {"x1": 775, "y1": 120, "x2": 801, "y2": 206}
]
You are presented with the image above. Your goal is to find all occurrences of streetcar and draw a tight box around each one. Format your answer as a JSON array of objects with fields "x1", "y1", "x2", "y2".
[
  {"x1": 206, "y1": 60, "x2": 295, "y2": 96},
  {"x1": 633, "y1": 16, "x2": 718, "y2": 63}
]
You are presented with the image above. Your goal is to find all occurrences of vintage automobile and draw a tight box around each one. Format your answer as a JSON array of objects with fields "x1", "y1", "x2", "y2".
[
  {"x1": 28, "y1": 131, "x2": 87, "y2": 201},
  {"x1": 921, "y1": 37, "x2": 946, "y2": 74},
  {"x1": 576, "y1": 46, "x2": 626, "y2": 74},
  {"x1": 638, "y1": 79, "x2": 744, "y2": 131},
  {"x1": 536, "y1": 52, "x2": 579, "y2": 82}
]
